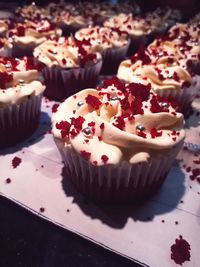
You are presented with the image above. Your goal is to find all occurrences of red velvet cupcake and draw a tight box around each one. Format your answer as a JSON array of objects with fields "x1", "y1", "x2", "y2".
[
  {"x1": 0, "y1": 57, "x2": 45, "y2": 148},
  {"x1": 52, "y1": 77, "x2": 185, "y2": 202},
  {"x1": 33, "y1": 36, "x2": 102, "y2": 101}
]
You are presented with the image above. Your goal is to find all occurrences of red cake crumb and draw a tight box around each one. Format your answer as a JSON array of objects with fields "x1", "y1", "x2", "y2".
[
  {"x1": 100, "y1": 123, "x2": 105, "y2": 130},
  {"x1": 113, "y1": 116, "x2": 125, "y2": 130},
  {"x1": 85, "y1": 95, "x2": 102, "y2": 110},
  {"x1": 93, "y1": 161, "x2": 98, "y2": 165},
  {"x1": 150, "y1": 128, "x2": 162, "y2": 138},
  {"x1": 39, "y1": 207, "x2": 45, "y2": 213},
  {"x1": 52, "y1": 103, "x2": 59, "y2": 113},
  {"x1": 0, "y1": 72, "x2": 13, "y2": 89},
  {"x1": 12, "y1": 156, "x2": 22, "y2": 168},
  {"x1": 193, "y1": 159, "x2": 200, "y2": 164},
  {"x1": 131, "y1": 98, "x2": 144, "y2": 115},
  {"x1": 128, "y1": 82, "x2": 151, "y2": 101},
  {"x1": 190, "y1": 168, "x2": 200, "y2": 181},
  {"x1": 102, "y1": 76, "x2": 126, "y2": 91},
  {"x1": 137, "y1": 131, "x2": 147, "y2": 138},
  {"x1": 170, "y1": 235, "x2": 191, "y2": 265},
  {"x1": 80, "y1": 150, "x2": 91, "y2": 160},
  {"x1": 62, "y1": 58, "x2": 67, "y2": 65},
  {"x1": 5, "y1": 178, "x2": 11, "y2": 184},
  {"x1": 101, "y1": 155, "x2": 109, "y2": 163},
  {"x1": 56, "y1": 120, "x2": 71, "y2": 138}
]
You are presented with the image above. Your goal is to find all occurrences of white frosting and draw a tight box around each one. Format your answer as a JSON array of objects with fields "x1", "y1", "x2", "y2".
[
  {"x1": 9, "y1": 20, "x2": 62, "y2": 48},
  {"x1": 52, "y1": 83, "x2": 185, "y2": 166},
  {"x1": 75, "y1": 26, "x2": 129, "y2": 53},
  {"x1": 0, "y1": 58, "x2": 45, "y2": 106},
  {"x1": 117, "y1": 58, "x2": 193, "y2": 95},
  {"x1": 33, "y1": 37, "x2": 102, "y2": 68},
  {"x1": 103, "y1": 13, "x2": 153, "y2": 37}
]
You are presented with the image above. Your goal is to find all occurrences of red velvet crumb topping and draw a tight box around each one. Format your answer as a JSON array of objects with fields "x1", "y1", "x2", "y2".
[
  {"x1": 85, "y1": 94, "x2": 102, "y2": 110},
  {"x1": 80, "y1": 150, "x2": 91, "y2": 160},
  {"x1": 101, "y1": 155, "x2": 109, "y2": 163}
]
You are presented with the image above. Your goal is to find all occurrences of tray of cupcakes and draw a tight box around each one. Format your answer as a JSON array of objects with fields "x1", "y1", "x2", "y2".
[{"x1": 0, "y1": 1, "x2": 200, "y2": 266}]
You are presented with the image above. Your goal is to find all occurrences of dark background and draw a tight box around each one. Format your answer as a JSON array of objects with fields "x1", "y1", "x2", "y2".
[{"x1": 0, "y1": 196, "x2": 141, "y2": 267}]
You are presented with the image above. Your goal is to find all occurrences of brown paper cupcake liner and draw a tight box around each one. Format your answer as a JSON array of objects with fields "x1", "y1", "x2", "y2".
[
  {"x1": 55, "y1": 138, "x2": 183, "y2": 203},
  {"x1": 101, "y1": 39, "x2": 131, "y2": 75},
  {"x1": 0, "y1": 94, "x2": 43, "y2": 149},
  {"x1": 43, "y1": 60, "x2": 102, "y2": 101}
]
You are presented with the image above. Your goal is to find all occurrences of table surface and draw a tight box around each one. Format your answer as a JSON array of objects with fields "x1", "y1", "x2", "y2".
[{"x1": 0, "y1": 196, "x2": 141, "y2": 267}]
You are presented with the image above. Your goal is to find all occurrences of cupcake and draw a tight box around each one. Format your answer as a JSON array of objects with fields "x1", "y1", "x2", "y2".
[
  {"x1": 52, "y1": 77, "x2": 185, "y2": 202},
  {"x1": 0, "y1": 38, "x2": 12, "y2": 57},
  {"x1": 103, "y1": 13, "x2": 154, "y2": 54},
  {"x1": 75, "y1": 26, "x2": 130, "y2": 74},
  {"x1": 117, "y1": 45, "x2": 200, "y2": 116},
  {"x1": 8, "y1": 19, "x2": 62, "y2": 57},
  {"x1": 15, "y1": 3, "x2": 50, "y2": 21},
  {"x1": 33, "y1": 36, "x2": 102, "y2": 101},
  {"x1": 0, "y1": 56, "x2": 45, "y2": 148},
  {"x1": 53, "y1": 10, "x2": 93, "y2": 36}
]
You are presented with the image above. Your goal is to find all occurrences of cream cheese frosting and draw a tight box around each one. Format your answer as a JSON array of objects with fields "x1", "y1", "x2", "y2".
[
  {"x1": 33, "y1": 37, "x2": 102, "y2": 68},
  {"x1": 52, "y1": 77, "x2": 184, "y2": 166},
  {"x1": 103, "y1": 13, "x2": 153, "y2": 37},
  {"x1": 75, "y1": 26, "x2": 129, "y2": 53},
  {"x1": 0, "y1": 57, "x2": 45, "y2": 107},
  {"x1": 8, "y1": 20, "x2": 62, "y2": 48}
]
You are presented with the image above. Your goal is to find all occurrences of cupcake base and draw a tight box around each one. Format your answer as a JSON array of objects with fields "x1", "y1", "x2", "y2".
[
  {"x1": 43, "y1": 60, "x2": 102, "y2": 101},
  {"x1": 55, "y1": 138, "x2": 183, "y2": 203},
  {"x1": 101, "y1": 39, "x2": 130, "y2": 75},
  {"x1": 0, "y1": 94, "x2": 42, "y2": 149}
]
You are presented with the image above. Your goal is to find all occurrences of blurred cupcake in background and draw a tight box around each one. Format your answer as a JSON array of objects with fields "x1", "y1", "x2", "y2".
[
  {"x1": 0, "y1": 56, "x2": 45, "y2": 148},
  {"x1": 33, "y1": 36, "x2": 102, "y2": 101},
  {"x1": 8, "y1": 19, "x2": 62, "y2": 57},
  {"x1": 75, "y1": 26, "x2": 130, "y2": 74},
  {"x1": 52, "y1": 77, "x2": 185, "y2": 202}
]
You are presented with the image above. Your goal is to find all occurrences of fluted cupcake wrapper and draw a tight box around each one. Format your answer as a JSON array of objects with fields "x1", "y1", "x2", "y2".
[
  {"x1": 0, "y1": 94, "x2": 42, "y2": 149},
  {"x1": 101, "y1": 39, "x2": 131, "y2": 75},
  {"x1": 42, "y1": 60, "x2": 102, "y2": 101},
  {"x1": 55, "y1": 138, "x2": 183, "y2": 203},
  {"x1": 154, "y1": 75, "x2": 200, "y2": 117}
]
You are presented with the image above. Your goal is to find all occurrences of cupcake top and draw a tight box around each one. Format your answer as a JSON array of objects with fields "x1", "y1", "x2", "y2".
[
  {"x1": 148, "y1": 36, "x2": 200, "y2": 68},
  {"x1": 8, "y1": 19, "x2": 62, "y2": 47},
  {"x1": 53, "y1": 10, "x2": 92, "y2": 28},
  {"x1": 103, "y1": 13, "x2": 153, "y2": 37},
  {"x1": 52, "y1": 77, "x2": 184, "y2": 166},
  {"x1": 33, "y1": 36, "x2": 102, "y2": 68},
  {"x1": 0, "y1": 57, "x2": 45, "y2": 107},
  {"x1": 117, "y1": 46, "x2": 194, "y2": 96},
  {"x1": 75, "y1": 26, "x2": 129, "y2": 53},
  {"x1": 15, "y1": 3, "x2": 50, "y2": 20}
]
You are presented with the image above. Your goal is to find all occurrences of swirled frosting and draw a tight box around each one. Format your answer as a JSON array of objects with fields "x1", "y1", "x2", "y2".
[
  {"x1": 52, "y1": 77, "x2": 184, "y2": 166},
  {"x1": 15, "y1": 3, "x2": 50, "y2": 20},
  {"x1": 118, "y1": 56, "x2": 194, "y2": 96},
  {"x1": 103, "y1": 13, "x2": 153, "y2": 37},
  {"x1": 0, "y1": 57, "x2": 45, "y2": 107},
  {"x1": 8, "y1": 20, "x2": 62, "y2": 47},
  {"x1": 75, "y1": 26, "x2": 129, "y2": 53},
  {"x1": 33, "y1": 37, "x2": 102, "y2": 68},
  {"x1": 53, "y1": 10, "x2": 92, "y2": 27}
]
